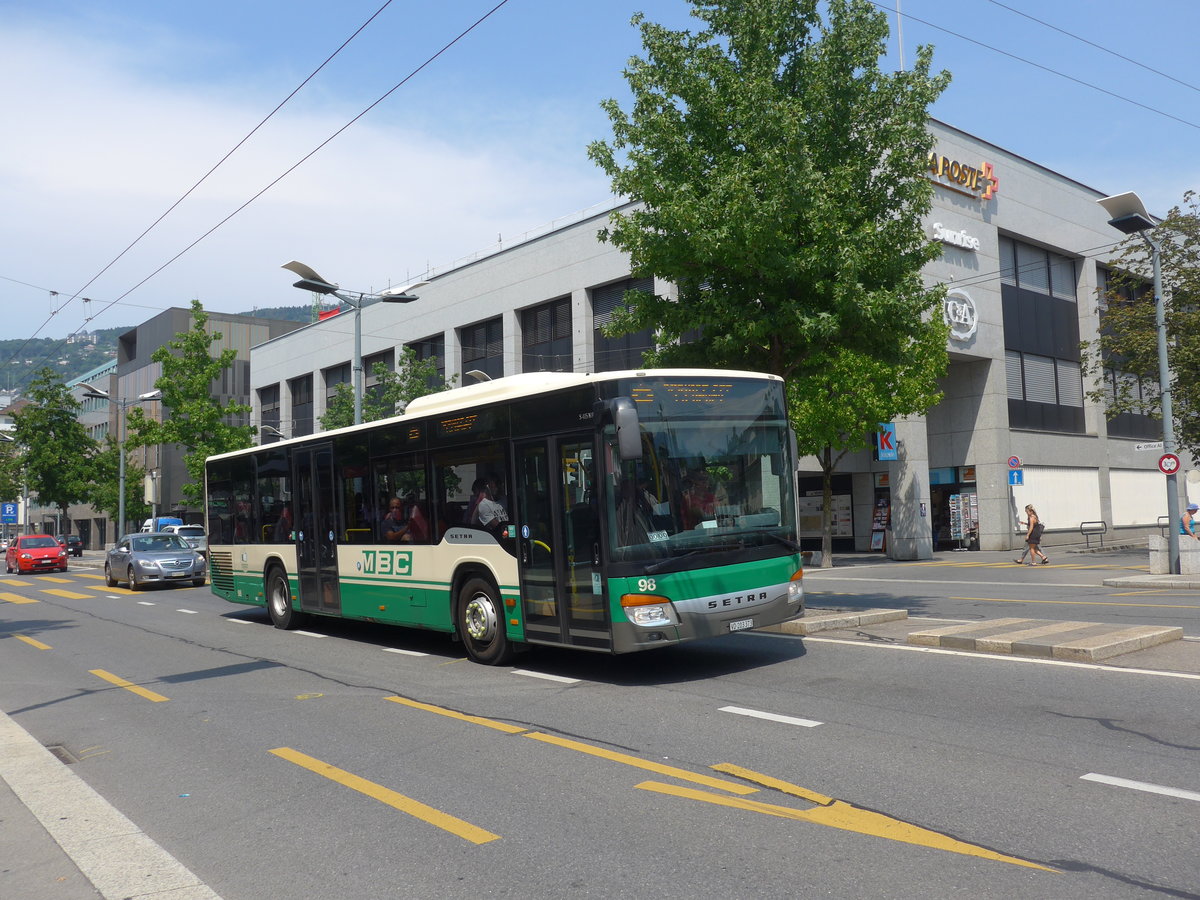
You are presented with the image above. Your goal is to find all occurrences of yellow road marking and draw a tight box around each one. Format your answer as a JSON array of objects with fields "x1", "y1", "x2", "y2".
[
  {"x1": 385, "y1": 695, "x2": 527, "y2": 733},
  {"x1": 4, "y1": 579, "x2": 34, "y2": 586},
  {"x1": 41, "y1": 589, "x2": 93, "y2": 600},
  {"x1": 1, "y1": 592, "x2": 38, "y2": 604},
  {"x1": 75, "y1": 573, "x2": 106, "y2": 580},
  {"x1": 84, "y1": 584, "x2": 137, "y2": 595},
  {"x1": 269, "y1": 747, "x2": 499, "y2": 844},
  {"x1": 89, "y1": 669, "x2": 170, "y2": 702},
  {"x1": 950, "y1": 595, "x2": 1200, "y2": 609},
  {"x1": 525, "y1": 732, "x2": 757, "y2": 795},
  {"x1": 385, "y1": 695, "x2": 756, "y2": 794},
  {"x1": 15, "y1": 634, "x2": 51, "y2": 649},
  {"x1": 639, "y1": 778, "x2": 1054, "y2": 871},
  {"x1": 40, "y1": 576, "x2": 73, "y2": 583}
]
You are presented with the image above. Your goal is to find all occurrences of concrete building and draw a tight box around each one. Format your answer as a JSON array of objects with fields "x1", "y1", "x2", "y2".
[
  {"x1": 74, "y1": 308, "x2": 303, "y2": 545},
  {"x1": 249, "y1": 120, "x2": 1198, "y2": 557}
]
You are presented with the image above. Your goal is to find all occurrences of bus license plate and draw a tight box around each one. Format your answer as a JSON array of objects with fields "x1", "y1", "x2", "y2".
[{"x1": 728, "y1": 618, "x2": 753, "y2": 632}]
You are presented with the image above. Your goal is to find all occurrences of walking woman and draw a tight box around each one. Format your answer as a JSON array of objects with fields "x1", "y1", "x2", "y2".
[{"x1": 1015, "y1": 504, "x2": 1049, "y2": 565}]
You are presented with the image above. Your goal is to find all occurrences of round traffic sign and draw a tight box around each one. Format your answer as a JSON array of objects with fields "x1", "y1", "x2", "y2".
[
  {"x1": 1007, "y1": 456, "x2": 1021, "y2": 469},
  {"x1": 1158, "y1": 453, "x2": 1181, "y2": 475}
]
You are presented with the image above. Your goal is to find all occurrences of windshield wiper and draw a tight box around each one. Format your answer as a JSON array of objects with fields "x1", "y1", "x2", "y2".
[{"x1": 643, "y1": 543, "x2": 743, "y2": 576}]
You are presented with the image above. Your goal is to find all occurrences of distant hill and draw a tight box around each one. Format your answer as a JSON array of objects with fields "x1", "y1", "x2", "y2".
[{"x1": 2, "y1": 306, "x2": 320, "y2": 392}]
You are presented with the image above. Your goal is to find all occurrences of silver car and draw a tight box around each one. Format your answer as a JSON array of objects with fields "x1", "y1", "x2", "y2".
[
  {"x1": 164, "y1": 524, "x2": 208, "y2": 558},
  {"x1": 105, "y1": 532, "x2": 207, "y2": 590}
]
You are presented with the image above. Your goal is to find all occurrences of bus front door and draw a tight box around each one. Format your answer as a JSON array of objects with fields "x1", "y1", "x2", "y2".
[
  {"x1": 294, "y1": 444, "x2": 341, "y2": 615},
  {"x1": 515, "y1": 435, "x2": 609, "y2": 650}
]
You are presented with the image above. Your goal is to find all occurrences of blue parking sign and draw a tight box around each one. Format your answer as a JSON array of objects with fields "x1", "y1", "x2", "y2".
[{"x1": 1, "y1": 502, "x2": 17, "y2": 524}]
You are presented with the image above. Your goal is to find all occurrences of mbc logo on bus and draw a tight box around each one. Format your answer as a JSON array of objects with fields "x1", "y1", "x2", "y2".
[{"x1": 360, "y1": 550, "x2": 413, "y2": 577}]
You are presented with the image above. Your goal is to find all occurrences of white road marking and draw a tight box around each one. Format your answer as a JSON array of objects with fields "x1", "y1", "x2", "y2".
[
  {"x1": 512, "y1": 669, "x2": 580, "y2": 684},
  {"x1": 177, "y1": 609, "x2": 199, "y2": 614},
  {"x1": 137, "y1": 601, "x2": 155, "y2": 606},
  {"x1": 805, "y1": 576, "x2": 1100, "y2": 588},
  {"x1": 792, "y1": 635, "x2": 1200, "y2": 680},
  {"x1": 227, "y1": 618, "x2": 253, "y2": 625},
  {"x1": 719, "y1": 705, "x2": 822, "y2": 728},
  {"x1": 383, "y1": 648, "x2": 429, "y2": 657},
  {"x1": 292, "y1": 630, "x2": 327, "y2": 638},
  {"x1": 1081, "y1": 773, "x2": 1200, "y2": 803}
]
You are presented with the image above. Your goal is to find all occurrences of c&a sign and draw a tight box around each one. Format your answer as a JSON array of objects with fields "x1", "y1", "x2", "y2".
[{"x1": 927, "y1": 152, "x2": 999, "y2": 201}]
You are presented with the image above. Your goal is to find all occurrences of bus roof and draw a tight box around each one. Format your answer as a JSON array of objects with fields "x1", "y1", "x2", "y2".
[{"x1": 213, "y1": 367, "x2": 780, "y2": 462}]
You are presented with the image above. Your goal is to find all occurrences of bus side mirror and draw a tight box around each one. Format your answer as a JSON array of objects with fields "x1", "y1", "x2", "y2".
[{"x1": 613, "y1": 398, "x2": 642, "y2": 461}]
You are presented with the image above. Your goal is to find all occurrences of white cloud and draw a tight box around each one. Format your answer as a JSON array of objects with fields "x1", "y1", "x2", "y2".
[{"x1": 0, "y1": 18, "x2": 614, "y2": 338}]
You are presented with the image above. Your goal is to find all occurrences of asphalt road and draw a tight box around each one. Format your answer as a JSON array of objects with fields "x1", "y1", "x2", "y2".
[
  {"x1": 1, "y1": 560, "x2": 1197, "y2": 899},
  {"x1": 802, "y1": 548, "x2": 1200, "y2": 634}
]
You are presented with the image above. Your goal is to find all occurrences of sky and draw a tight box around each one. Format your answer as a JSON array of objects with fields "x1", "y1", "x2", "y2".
[{"x1": 1, "y1": 0, "x2": 1197, "y2": 348}]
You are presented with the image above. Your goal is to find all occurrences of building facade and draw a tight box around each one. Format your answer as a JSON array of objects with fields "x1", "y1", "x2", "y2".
[
  {"x1": 62, "y1": 309, "x2": 302, "y2": 546},
  {"x1": 249, "y1": 120, "x2": 1197, "y2": 556}
]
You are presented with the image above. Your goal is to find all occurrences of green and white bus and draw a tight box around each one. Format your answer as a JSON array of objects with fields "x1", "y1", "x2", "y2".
[{"x1": 204, "y1": 368, "x2": 804, "y2": 664}]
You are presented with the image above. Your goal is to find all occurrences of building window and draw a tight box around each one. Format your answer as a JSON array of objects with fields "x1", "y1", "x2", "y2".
[
  {"x1": 408, "y1": 335, "x2": 446, "y2": 390},
  {"x1": 259, "y1": 384, "x2": 280, "y2": 439},
  {"x1": 363, "y1": 350, "x2": 394, "y2": 406},
  {"x1": 1000, "y1": 236, "x2": 1084, "y2": 433},
  {"x1": 460, "y1": 318, "x2": 503, "y2": 380},
  {"x1": 324, "y1": 362, "x2": 350, "y2": 406},
  {"x1": 592, "y1": 277, "x2": 654, "y2": 372},
  {"x1": 290, "y1": 374, "x2": 313, "y2": 437},
  {"x1": 1096, "y1": 267, "x2": 1160, "y2": 440},
  {"x1": 521, "y1": 297, "x2": 572, "y2": 372}
]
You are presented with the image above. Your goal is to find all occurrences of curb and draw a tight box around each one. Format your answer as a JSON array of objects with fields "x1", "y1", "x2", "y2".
[
  {"x1": 758, "y1": 607, "x2": 908, "y2": 636},
  {"x1": 906, "y1": 618, "x2": 1183, "y2": 662}
]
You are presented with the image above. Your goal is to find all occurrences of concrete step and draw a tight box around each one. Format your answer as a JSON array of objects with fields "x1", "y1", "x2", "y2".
[
  {"x1": 906, "y1": 617, "x2": 1183, "y2": 662},
  {"x1": 759, "y1": 607, "x2": 908, "y2": 636}
]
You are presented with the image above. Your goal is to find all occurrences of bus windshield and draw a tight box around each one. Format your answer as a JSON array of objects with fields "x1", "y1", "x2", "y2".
[{"x1": 603, "y1": 412, "x2": 797, "y2": 572}]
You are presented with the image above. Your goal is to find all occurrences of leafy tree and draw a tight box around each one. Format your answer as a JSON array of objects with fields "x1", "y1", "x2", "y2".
[
  {"x1": 127, "y1": 300, "x2": 254, "y2": 506},
  {"x1": 789, "y1": 341, "x2": 945, "y2": 562},
  {"x1": 589, "y1": 0, "x2": 951, "y2": 561},
  {"x1": 1082, "y1": 191, "x2": 1200, "y2": 458},
  {"x1": 320, "y1": 347, "x2": 455, "y2": 431},
  {"x1": 0, "y1": 438, "x2": 25, "y2": 509},
  {"x1": 89, "y1": 436, "x2": 150, "y2": 533},
  {"x1": 13, "y1": 368, "x2": 98, "y2": 529}
]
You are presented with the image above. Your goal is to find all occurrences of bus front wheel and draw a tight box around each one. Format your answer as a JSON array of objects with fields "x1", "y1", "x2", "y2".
[
  {"x1": 267, "y1": 569, "x2": 300, "y2": 629},
  {"x1": 457, "y1": 576, "x2": 513, "y2": 666}
]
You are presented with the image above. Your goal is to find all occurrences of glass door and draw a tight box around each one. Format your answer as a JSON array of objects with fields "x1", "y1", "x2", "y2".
[
  {"x1": 294, "y1": 444, "x2": 341, "y2": 614},
  {"x1": 515, "y1": 434, "x2": 607, "y2": 650}
]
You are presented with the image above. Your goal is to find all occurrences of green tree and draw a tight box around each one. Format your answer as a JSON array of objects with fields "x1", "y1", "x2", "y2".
[
  {"x1": 589, "y1": 0, "x2": 951, "y2": 562},
  {"x1": 320, "y1": 347, "x2": 454, "y2": 431},
  {"x1": 1082, "y1": 191, "x2": 1200, "y2": 458},
  {"x1": 789, "y1": 341, "x2": 945, "y2": 562},
  {"x1": 0, "y1": 438, "x2": 25, "y2": 511},
  {"x1": 89, "y1": 436, "x2": 150, "y2": 532},
  {"x1": 13, "y1": 368, "x2": 98, "y2": 529},
  {"x1": 127, "y1": 300, "x2": 254, "y2": 506}
]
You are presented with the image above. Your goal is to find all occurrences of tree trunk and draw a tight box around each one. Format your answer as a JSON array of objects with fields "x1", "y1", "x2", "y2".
[{"x1": 820, "y1": 445, "x2": 834, "y2": 568}]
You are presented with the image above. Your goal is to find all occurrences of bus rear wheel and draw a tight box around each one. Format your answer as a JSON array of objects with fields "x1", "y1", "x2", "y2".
[
  {"x1": 267, "y1": 568, "x2": 300, "y2": 629},
  {"x1": 457, "y1": 576, "x2": 513, "y2": 666}
]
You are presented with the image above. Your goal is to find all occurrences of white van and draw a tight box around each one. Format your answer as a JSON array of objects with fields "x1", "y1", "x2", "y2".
[{"x1": 161, "y1": 524, "x2": 208, "y2": 557}]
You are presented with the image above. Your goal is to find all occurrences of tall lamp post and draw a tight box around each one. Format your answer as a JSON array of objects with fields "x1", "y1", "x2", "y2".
[
  {"x1": 1098, "y1": 192, "x2": 1180, "y2": 574},
  {"x1": 81, "y1": 383, "x2": 162, "y2": 541},
  {"x1": 281, "y1": 261, "x2": 425, "y2": 426}
]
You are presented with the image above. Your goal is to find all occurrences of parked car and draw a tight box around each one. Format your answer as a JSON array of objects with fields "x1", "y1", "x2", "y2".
[
  {"x1": 105, "y1": 532, "x2": 207, "y2": 590},
  {"x1": 6, "y1": 534, "x2": 68, "y2": 574},
  {"x1": 162, "y1": 524, "x2": 208, "y2": 557},
  {"x1": 55, "y1": 534, "x2": 84, "y2": 557}
]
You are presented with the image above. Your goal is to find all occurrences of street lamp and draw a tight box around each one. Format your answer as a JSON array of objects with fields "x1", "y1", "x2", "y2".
[
  {"x1": 1097, "y1": 192, "x2": 1179, "y2": 574},
  {"x1": 281, "y1": 261, "x2": 427, "y2": 427},
  {"x1": 81, "y1": 383, "x2": 162, "y2": 541}
]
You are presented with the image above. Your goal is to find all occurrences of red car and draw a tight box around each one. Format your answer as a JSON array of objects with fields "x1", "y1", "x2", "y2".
[{"x1": 6, "y1": 534, "x2": 68, "y2": 574}]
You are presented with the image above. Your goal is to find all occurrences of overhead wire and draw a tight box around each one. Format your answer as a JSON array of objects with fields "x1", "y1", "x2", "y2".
[{"x1": 6, "y1": 0, "x2": 512, "y2": 390}]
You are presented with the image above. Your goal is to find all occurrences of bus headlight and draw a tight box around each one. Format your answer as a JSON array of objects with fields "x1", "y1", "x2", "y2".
[
  {"x1": 787, "y1": 569, "x2": 804, "y2": 604},
  {"x1": 620, "y1": 593, "x2": 675, "y2": 627}
]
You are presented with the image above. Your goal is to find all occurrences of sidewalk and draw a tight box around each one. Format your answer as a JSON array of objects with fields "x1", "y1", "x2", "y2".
[{"x1": 0, "y1": 709, "x2": 222, "y2": 900}]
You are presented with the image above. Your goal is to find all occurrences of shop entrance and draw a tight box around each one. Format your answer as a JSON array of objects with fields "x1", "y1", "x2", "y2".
[{"x1": 929, "y1": 466, "x2": 978, "y2": 551}]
